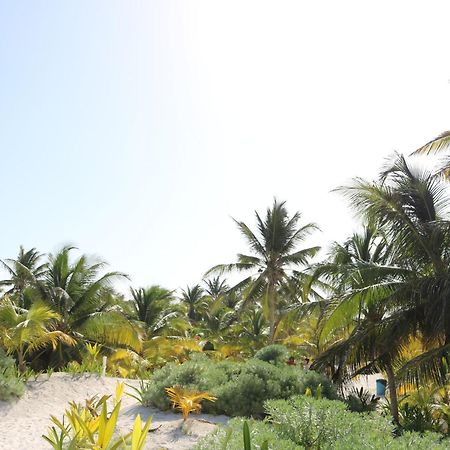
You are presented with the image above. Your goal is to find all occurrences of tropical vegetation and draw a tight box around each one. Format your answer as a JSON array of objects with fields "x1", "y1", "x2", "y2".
[{"x1": 1, "y1": 132, "x2": 450, "y2": 445}]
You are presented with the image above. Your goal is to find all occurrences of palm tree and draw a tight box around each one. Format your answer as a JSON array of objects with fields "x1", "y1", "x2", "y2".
[
  {"x1": 311, "y1": 222, "x2": 414, "y2": 422},
  {"x1": 0, "y1": 299, "x2": 75, "y2": 372},
  {"x1": 207, "y1": 199, "x2": 320, "y2": 341},
  {"x1": 203, "y1": 277, "x2": 229, "y2": 300},
  {"x1": 37, "y1": 246, "x2": 142, "y2": 364},
  {"x1": 233, "y1": 307, "x2": 269, "y2": 341},
  {"x1": 314, "y1": 154, "x2": 450, "y2": 422},
  {"x1": 130, "y1": 286, "x2": 185, "y2": 336},
  {"x1": 413, "y1": 130, "x2": 450, "y2": 177},
  {"x1": 180, "y1": 284, "x2": 206, "y2": 322},
  {"x1": 0, "y1": 246, "x2": 46, "y2": 297}
]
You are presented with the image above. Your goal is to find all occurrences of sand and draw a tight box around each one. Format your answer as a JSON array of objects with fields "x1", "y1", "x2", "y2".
[{"x1": 0, "y1": 373, "x2": 228, "y2": 450}]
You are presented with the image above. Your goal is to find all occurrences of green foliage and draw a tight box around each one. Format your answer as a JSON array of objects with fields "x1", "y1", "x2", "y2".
[
  {"x1": 298, "y1": 370, "x2": 337, "y2": 400},
  {"x1": 344, "y1": 386, "x2": 379, "y2": 413},
  {"x1": 197, "y1": 396, "x2": 449, "y2": 449},
  {"x1": 0, "y1": 349, "x2": 25, "y2": 400},
  {"x1": 142, "y1": 356, "x2": 335, "y2": 417},
  {"x1": 253, "y1": 344, "x2": 289, "y2": 365},
  {"x1": 265, "y1": 396, "x2": 448, "y2": 449},
  {"x1": 399, "y1": 401, "x2": 437, "y2": 433},
  {"x1": 194, "y1": 418, "x2": 299, "y2": 450}
]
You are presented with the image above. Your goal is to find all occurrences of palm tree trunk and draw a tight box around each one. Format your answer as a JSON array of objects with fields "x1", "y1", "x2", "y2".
[
  {"x1": 268, "y1": 284, "x2": 276, "y2": 342},
  {"x1": 385, "y1": 362, "x2": 399, "y2": 425},
  {"x1": 17, "y1": 346, "x2": 26, "y2": 373}
]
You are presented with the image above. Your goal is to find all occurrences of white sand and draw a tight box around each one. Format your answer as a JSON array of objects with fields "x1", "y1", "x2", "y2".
[{"x1": 0, "y1": 373, "x2": 228, "y2": 450}]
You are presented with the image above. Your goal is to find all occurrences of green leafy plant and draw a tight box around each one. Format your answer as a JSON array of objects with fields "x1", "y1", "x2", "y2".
[{"x1": 345, "y1": 386, "x2": 379, "y2": 413}]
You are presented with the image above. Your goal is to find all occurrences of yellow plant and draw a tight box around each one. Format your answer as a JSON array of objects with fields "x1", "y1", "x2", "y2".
[
  {"x1": 43, "y1": 382, "x2": 152, "y2": 450},
  {"x1": 165, "y1": 386, "x2": 217, "y2": 421},
  {"x1": 144, "y1": 337, "x2": 202, "y2": 368},
  {"x1": 108, "y1": 348, "x2": 149, "y2": 379},
  {"x1": 115, "y1": 381, "x2": 125, "y2": 403},
  {"x1": 130, "y1": 414, "x2": 153, "y2": 450},
  {"x1": 86, "y1": 342, "x2": 102, "y2": 358}
]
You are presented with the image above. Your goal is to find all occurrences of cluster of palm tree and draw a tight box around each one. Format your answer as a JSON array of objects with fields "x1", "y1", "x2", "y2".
[
  {"x1": 0, "y1": 201, "x2": 323, "y2": 371},
  {"x1": 0, "y1": 246, "x2": 208, "y2": 372},
  {"x1": 1, "y1": 130, "x2": 450, "y2": 426},
  {"x1": 305, "y1": 139, "x2": 450, "y2": 422}
]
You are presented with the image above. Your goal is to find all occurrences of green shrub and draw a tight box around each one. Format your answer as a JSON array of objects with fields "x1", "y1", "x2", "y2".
[
  {"x1": 253, "y1": 344, "x2": 289, "y2": 365},
  {"x1": 196, "y1": 395, "x2": 449, "y2": 449},
  {"x1": 298, "y1": 370, "x2": 337, "y2": 400},
  {"x1": 194, "y1": 418, "x2": 300, "y2": 450},
  {"x1": 142, "y1": 356, "x2": 336, "y2": 417},
  {"x1": 265, "y1": 395, "x2": 449, "y2": 449},
  {"x1": 0, "y1": 350, "x2": 25, "y2": 400},
  {"x1": 392, "y1": 431, "x2": 448, "y2": 449},
  {"x1": 265, "y1": 396, "x2": 393, "y2": 449}
]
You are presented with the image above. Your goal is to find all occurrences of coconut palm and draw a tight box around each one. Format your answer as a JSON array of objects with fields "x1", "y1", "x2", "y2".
[
  {"x1": 206, "y1": 199, "x2": 320, "y2": 341},
  {"x1": 235, "y1": 307, "x2": 268, "y2": 339},
  {"x1": 314, "y1": 154, "x2": 450, "y2": 422},
  {"x1": 130, "y1": 286, "x2": 186, "y2": 336},
  {"x1": 180, "y1": 284, "x2": 206, "y2": 322},
  {"x1": 0, "y1": 299, "x2": 75, "y2": 371},
  {"x1": 37, "y1": 246, "x2": 142, "y2": 363},
  {"x1": 0, "y1": 246, "x2": 46, "y2": 297},
  {"x1": 413, "y1": 130, "x2": 450, "y2": 177},
  {"x1": 203, "y1": 277, "x2": 229, "y2": 300},
  {"x1": 196, "y1": 297, "x2": 236, "y2": 338}
]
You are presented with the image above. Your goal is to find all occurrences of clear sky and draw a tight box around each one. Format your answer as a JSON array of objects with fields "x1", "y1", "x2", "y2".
[{"x1": 1, "y1": 1, "x2": 450, "y2": 293}]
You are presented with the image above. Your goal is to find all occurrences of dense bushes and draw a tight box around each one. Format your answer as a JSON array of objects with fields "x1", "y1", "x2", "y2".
[
  {"x1": 142, "y1": 354, "x2": 335, "y2": 417},
  {"x1": 265, "y1": 396, "x2": 392, "y2": 448},
  {"x1": 196, "y1": 396, "x2": 449, "y2": 449},
  {"x1": 195, "y1": 418, "x2": 298, "y2": 450},
  {"x1": 0, "y1": 350, "x2": 24, "y2": 400}
]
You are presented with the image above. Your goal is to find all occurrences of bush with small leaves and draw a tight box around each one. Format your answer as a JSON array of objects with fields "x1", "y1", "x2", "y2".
[
  {"x1": 265, "y1": 396, "x2": 392, "y2": 448},
  {"x1": 142, "y1": 356, "x2": 335, "y2": 417},
  {"x1": 253, "y1": 345, "x2": 289, "y2": 365},
  {"x1": 264, "y1": 396, "x2": 449, "y2": 449},
  {"x1": 298, "y1": 370, "x2": 337, "y2": 400},
  {"x1": 0, "y1": 349, "x2": 25, "y2": 400},
  {"x1": 194, "y1": 418, "x2": 300, "y2": 450}
]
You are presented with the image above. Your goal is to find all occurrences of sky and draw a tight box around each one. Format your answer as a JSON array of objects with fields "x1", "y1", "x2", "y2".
[{"x1": 1, "y1": 1, "x2": 450, "y2": 294}]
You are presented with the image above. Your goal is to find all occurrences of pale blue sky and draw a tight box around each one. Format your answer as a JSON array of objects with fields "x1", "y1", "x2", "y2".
[{"x1": 2, "y1": 1, "x2": 450, "y2": 292}]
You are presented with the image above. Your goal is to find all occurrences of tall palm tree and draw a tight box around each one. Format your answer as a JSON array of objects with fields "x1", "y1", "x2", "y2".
[
  {"x1": 315, "y1": 154, "x2": 450, "y2": 422},
  {"x1": 0, "y1": 299, "x2": 75, "y2": 372},
  {"x1": 207, "y1": 199, "x2": 320, "y2": 341},
  {"x1": 311, "y1": 224, "x2": 405, "y2": 420}
]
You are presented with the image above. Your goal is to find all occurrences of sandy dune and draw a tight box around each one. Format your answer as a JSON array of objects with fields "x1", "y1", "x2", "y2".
[{"x1": 0, "y1": 373, "x2": 228, "y2": 450}]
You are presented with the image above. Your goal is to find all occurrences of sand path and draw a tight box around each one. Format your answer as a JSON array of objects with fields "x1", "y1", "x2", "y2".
[{"x1": 0, "y1": 373, "x2": 228, "y2": 450}]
